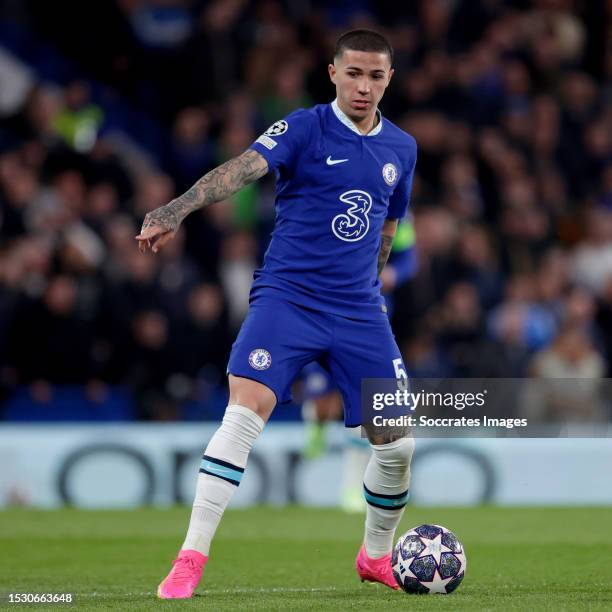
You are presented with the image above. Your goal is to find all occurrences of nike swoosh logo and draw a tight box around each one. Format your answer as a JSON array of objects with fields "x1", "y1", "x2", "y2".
[{"x1": 326, "y1": 156, "x2": 349, "y2": 165}]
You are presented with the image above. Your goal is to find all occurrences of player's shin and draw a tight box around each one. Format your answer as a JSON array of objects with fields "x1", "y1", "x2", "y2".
[
  {"x1": 363, "y1": 436, "x2": 414, "y2": 558},
  {"x1": 182, "y1": 404, "x2": 265, "y2": 555}
]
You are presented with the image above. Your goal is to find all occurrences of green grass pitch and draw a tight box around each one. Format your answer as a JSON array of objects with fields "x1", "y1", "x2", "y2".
[{"x1": 1, "y1": 506, "x2": 612, "y2": 610}]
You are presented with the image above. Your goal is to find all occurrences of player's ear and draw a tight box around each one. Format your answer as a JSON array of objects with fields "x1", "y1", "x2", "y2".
[{"x1": 328, "y1": 63, "x2": 337, "y2": 84}]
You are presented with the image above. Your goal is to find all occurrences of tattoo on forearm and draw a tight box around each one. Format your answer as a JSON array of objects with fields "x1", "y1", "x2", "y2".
[
  {"x1": 141, "y1": 149, "x2": 268, "y2": 233},
  {"x1": 378, "y1": 234, "x2": 394, "y2": 276}
]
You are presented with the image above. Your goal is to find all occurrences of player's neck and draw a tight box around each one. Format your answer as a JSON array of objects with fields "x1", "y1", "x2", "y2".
[
  {"x1": 335, "y1": 99, "x2": 379, "y2": 135},
  {"x1": 354, "y1": 112, "x2": 379, "y2": 135}
]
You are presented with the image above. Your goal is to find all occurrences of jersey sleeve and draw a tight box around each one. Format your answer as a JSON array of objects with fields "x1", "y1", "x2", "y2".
[
  {"x1": 249, "y1": 109, "x2": 312, "y2": 175},
  {"x1": 387, "y1": 137, "x2": 417, "y2": 220}
]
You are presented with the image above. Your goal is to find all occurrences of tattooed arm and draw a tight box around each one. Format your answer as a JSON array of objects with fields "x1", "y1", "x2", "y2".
[
  {"x1": 136, "y1": 149, "x2": 269, "y2": 253},
  {"x1": 378, "y1": 219, "x2": 398, "y2": 276}
]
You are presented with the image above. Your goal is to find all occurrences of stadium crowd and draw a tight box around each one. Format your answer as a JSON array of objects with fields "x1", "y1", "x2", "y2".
[{"x1": 0, "y1": 0, "x2": 611, "y2": 420}]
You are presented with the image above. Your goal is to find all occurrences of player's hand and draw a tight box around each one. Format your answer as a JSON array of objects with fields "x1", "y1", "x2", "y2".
[{"x1": 135, "y1": 203, "x2": 180, "y2": 253}]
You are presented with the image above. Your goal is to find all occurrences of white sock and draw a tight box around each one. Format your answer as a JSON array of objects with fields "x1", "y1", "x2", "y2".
[
  {"x1": 363, "y1": 437, "x2": 414, "y2": 558},
  {"x1": 182, "y1": 404, "x2": 265, "y2": 555}
]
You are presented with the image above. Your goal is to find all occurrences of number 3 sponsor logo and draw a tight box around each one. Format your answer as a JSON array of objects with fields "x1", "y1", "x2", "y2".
[{"x1": 331, "y1": 189, "x2": 372, "y2": 242}]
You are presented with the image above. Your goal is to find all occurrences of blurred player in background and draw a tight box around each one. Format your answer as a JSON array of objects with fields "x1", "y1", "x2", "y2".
[
  {"x1": 301, "y1": 217, "x2": 417, "y2": 512},
  {"x1": 136, "y1": 29, "x2": 417, "y2": 598}
]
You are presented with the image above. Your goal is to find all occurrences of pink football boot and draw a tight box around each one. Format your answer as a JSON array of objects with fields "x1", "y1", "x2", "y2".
[
  {"x1": 355, "y1": 545, "x2": 400, "y2": 590},
  {"x1": 157, "y1": 549, "x2": 207, "y2": 599}
]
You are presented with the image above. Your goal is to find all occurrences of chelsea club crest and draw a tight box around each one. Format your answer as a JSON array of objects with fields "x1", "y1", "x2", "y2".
[
  {"x1": 382, "y1": 163, "x2": 398, "y2": 186},
  {"x1": 248, "y1": 348, "x2": 272, "y2": 370}
]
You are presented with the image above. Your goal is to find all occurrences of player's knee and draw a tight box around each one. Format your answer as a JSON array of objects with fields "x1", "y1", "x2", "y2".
[
  {"x1": 372, "y1": 436, "x2": 414, "y2": 470},
  {"x1": 228, "y1": 374, "x2": 276, "y2": 420}
]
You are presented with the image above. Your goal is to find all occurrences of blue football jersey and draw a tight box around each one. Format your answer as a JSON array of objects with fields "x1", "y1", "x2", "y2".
[{"x1": 249, "y1": 100, "x2": 417, "y2": 320}]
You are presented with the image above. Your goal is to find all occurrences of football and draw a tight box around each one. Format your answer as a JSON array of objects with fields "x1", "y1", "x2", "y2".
[{"x1": 392, "y1": 524, "x2": 467, "y2": 594}]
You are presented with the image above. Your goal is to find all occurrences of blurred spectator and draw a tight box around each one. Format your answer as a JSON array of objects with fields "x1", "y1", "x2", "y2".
[
  {"x1": 258, "y1": 61, "x2": 313, "y2": 126},
  {"x1": 402, "y1": 329, "x2": 452, "y2": 379},
  {"x1": 219, "y1": 231, "x2": 258, "y2": 331},
  {"x1": 84, "y1": 182, "x2": 120, "y2": 233},
  {"x1": 454, "y1": 224, "x2": 502, "y2": 309},
  {"x1": 429, "y1": 282, "x2": 486, "y2": 376},
  {"x1": 488, "y1": 275, "x2": 557, "y2": 353},
  {"x1": 52, "y1": 81, "x2": 104, "y2": 153},
  {"x1": 167, "y1": 107, "x2": 216, "y2": 192},
  {"x1": 570, "y1": 207, "x2": 612, "y2": 295},
  {"x1": 131, "y1": 170, "x2": 175, "y2": 219},
  {"x1": 2, "y1": 85, "x2": 62, "y2": 143},
  {"x1": 127, "y1": 0, "x2": 194, "y2": 50},
  {"x1": 155, "y1": 226, "x2": 201, "y2": 321},
  {"x1": 173, "y1": 282, "x2": 231, "y2": 383},
  {"x1": 523, "y1": 324, "x2": 606, "y2": 422},
  {"x1": 124, "y1": 309, "x2": 177, "y2": 420},
  {"x1": 6, "y1": 275, "x2": 98, "y2": 385},
  {"x1": 216, "y1": 121, "x2": 259, "y2": 228},
  {"x1": 530, "y1": 324, "x2": 603, "y2": 383}
]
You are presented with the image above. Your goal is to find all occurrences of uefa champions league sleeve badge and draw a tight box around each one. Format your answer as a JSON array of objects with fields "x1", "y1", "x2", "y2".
[{"x1": 264, "y1": 120, "x2": 289, "y2": 137}]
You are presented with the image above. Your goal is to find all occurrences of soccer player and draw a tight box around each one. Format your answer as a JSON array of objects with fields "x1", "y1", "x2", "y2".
[{"x1": 136, "y1": 29, "x2": 417, "y2": 598}]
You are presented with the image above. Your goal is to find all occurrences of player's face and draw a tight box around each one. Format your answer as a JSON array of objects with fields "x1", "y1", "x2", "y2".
[{"x1": 328, "y1": 49, "x2": 394, "y2": 123}]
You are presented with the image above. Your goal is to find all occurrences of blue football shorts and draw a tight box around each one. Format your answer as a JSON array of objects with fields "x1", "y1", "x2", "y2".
[{"x1": 227, "y1": 295, "x2": 405, "y2": 427}]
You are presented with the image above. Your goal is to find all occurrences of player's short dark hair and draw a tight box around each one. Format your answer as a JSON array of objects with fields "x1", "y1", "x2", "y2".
[{"x1": 334, "y1": 29, "x2": 393, "y2": 65}]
